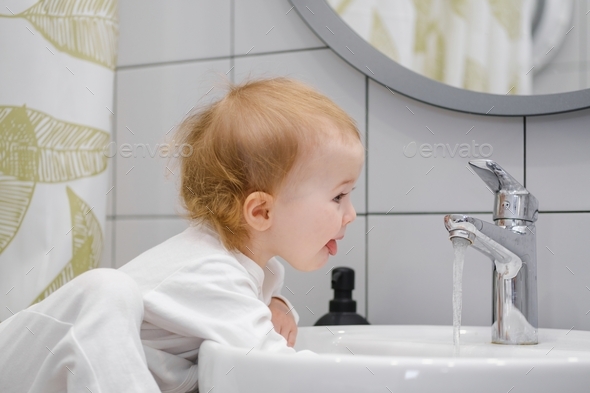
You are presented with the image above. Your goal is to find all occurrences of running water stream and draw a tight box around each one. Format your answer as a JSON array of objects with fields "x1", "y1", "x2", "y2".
[{"x1": 452, "y1": 237, "x2": 471, "y2": 356}]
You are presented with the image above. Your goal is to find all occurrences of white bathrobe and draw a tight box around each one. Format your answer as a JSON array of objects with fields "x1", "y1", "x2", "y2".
[{"x1": 0, "y1": 222, "x2": 300, "y2": 393}]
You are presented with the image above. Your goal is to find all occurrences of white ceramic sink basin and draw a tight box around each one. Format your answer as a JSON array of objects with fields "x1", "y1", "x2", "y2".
[{"x1": 198, "y1": 325, "x2": 590, "y2": 392}]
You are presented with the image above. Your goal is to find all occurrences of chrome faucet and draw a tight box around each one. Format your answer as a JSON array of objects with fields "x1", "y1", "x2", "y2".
[{"x1": 444, "y1": 160, "x2": 538, "y2": 345}]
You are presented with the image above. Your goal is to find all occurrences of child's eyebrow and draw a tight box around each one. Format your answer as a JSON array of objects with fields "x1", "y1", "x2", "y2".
[{"x1": 333, "y1": 179, "x2": 354, "y2": 190}]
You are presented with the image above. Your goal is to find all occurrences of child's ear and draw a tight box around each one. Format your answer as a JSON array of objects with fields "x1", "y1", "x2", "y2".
[{"x1": 243, "y1": 191, "x2": 274, "y2": 232}]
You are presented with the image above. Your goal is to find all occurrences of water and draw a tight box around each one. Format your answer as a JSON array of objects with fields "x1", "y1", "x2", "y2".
[{"x1": 452, "y1": 237, "x2": 470, "y2": 356}]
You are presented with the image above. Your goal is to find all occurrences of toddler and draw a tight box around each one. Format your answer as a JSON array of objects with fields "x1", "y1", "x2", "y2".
[{"x1": 0, "y1": 76, "x2": 365, "y2": 392}]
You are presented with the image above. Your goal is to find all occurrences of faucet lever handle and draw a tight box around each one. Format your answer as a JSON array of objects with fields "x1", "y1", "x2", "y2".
[
  {"x1": 469, "y1": 160, "x2": 524, "y2": 192},
  {"x1": 469, "y1": 160, "x2": 538, "y2": 223}
]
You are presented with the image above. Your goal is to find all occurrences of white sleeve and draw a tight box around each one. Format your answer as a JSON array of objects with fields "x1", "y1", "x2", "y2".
[
  {"x1": 141, "y1": 255, "x2": 296, "y2": 354},
  {"x1": 264, "y1": 258, "x2": 300, "y2": 325}
]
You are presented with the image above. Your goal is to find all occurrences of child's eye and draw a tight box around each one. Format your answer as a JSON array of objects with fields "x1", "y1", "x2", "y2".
[
  {"x1": 333, "y1": 187, "x2": 355, "y2": 203},
  {"x1": 333, "y1": 193, "x2": 347, "y2": 203}
]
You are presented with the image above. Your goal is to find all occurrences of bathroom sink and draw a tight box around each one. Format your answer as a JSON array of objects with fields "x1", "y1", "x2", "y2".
[{"x1": 198, "y1": 325, "x2": 590, "y2": 392}]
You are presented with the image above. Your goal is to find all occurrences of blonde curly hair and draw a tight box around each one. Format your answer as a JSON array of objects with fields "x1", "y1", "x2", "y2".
[{"x1": 173, "y1": 76, "x2": 362, "y2": 253}]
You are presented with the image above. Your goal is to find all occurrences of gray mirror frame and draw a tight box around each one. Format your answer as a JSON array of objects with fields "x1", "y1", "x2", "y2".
[{"x1": 290, "y1": 0, "x2": 590, "y2": 117}]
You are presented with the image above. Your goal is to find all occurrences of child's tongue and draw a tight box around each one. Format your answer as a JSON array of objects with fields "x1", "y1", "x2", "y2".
[{"x1": 326, "y1": 239, "x2": 337, "y2": 256}]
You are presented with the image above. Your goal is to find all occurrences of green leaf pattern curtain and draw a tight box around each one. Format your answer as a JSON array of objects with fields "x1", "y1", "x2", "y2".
[
  {"x1": 328, "y1": 0, "x2": 534, "y2": 95},
  {"x1": 0, "y1": 0, "x2": 117, "y2": 320}
]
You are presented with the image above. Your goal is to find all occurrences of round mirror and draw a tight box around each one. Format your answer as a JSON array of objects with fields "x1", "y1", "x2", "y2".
[{"x1": 291, "y1": 0, "x2": 590, "y2": 116}]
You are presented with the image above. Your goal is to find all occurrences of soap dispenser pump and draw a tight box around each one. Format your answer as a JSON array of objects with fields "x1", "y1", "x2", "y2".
[{"x1": 314, "y1": 267, "x2": 370, "y2": 326}]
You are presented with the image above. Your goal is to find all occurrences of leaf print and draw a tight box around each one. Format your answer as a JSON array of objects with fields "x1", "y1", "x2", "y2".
[
  {"x1": 1, "y1": 0, "x2": 118, "y2": 69},
  {"x1": 31, "y1": 186, "x2": 103, "y2": 304},
  {"x1": 488, "y1": 0, "x2": 522, "y2": 41},
  {"x1": 0, "y1": 106, "x2": 39, "y2": 182},
  {"x1": 464, "y1": 57, "x2": 489, "y2": 92},
  {"x1": 450, "y1": 0, "x2": 469, "y2": 19},
  {"x1": 330, "y1": 0, "x2": 354, "y2": 15},
  {"x1": 0, "y1": 105, "x2": 109, "y2": 183},
  {"x1": 370, "y1": 9, "x2": 400, "y2": 63},
  {"x1": 27, "y1": 107, "x2": 110, "y2": 182},
  {"x1": 0, "y1": 176, "x2": 35, "y2": 254},
  {"x1": 412, "y1": 0, "x2": 433, "y2": 53},
  {"x1": 0, "y1": 105, "x2": 108, "y2": 257}
]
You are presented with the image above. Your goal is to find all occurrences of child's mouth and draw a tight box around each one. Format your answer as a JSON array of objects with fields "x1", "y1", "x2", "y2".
[{"x1": 325, "y1": 239, "x2": 337, "y2": 256}]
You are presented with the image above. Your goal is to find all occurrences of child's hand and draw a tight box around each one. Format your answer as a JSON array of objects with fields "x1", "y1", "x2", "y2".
[{"x1": 269, "y1": 297, "x2": 297, "y2": 347}]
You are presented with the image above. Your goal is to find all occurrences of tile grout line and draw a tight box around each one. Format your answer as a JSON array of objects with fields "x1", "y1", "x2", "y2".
[
  {"x1": 115, "y1": 46, "x2": 329, "y2": 72},
  {"x1": 523, "y1": 116, "x2": 526, "y2": 188},
  {"x1": 582, "y1": 0, "x2": 588, "y2": 88},
  {"x1": 106, "y1": 210, "x2": 590, "y2": 221},
  {"x1": 111, "y1": 70, "x2": 118, "y2": 269},
  {"x1": 365, "y1": 75, "x2": 369, "y2": 319}
]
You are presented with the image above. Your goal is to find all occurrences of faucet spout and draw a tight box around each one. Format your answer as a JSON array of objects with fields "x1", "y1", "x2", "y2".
[
  {"x1": 444, "y1": 215, "x2": 522, "y2": 280},
  {"x1": 444, "y1": 160, "x2": 539, "y2": 345}
]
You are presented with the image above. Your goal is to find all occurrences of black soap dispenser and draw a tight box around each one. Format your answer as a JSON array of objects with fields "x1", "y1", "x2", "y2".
[{"x1": 314, "y1": 267, "x2": 370, "y2": 326}]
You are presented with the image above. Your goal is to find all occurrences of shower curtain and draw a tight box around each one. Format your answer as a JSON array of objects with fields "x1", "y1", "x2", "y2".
[
  {"x1": 328, "y1": 0, "x2": 534, "y2": 95},
  {"x1": 0, "y1": 0, "x2": 117, "y2": 321}
]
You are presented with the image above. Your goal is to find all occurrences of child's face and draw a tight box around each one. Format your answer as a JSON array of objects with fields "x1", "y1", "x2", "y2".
[{"x1": 271, "y1": 136, "x2": 365, "y2": 272}]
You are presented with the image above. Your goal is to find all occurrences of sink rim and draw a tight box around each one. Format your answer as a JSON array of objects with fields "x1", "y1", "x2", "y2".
[
  {"x1": 292, "y1": 324, "x2": 590, "y2": 364},
  {"x1": 198, "y1": 325, "x2": 590, "y2": 393}
]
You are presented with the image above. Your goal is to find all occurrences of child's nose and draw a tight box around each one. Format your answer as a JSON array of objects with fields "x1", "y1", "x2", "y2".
[{"x1": 344, "y1": 202, "x2": 357, "y2": 225}]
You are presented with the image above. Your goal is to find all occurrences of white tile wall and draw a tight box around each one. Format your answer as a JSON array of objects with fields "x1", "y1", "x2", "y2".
[
  {"x1": 115, "y1": 60, "x2": 230, "y2": 216},
  {"x1": 106, "y1": 157, "x2": 115, "y2": 217},
  {"x1": 369, "y1": 212, "x2": 590, "y2": 331},
  {"x1": 234, "y1": 0, "x2": 325, "y2": 56},
  {"x1": 114, "y1": 218, "x2": 189, "y2": 268},
  {"x1": 367, "y1": 214, "x2": 494, "y2": 327},
  {"x1": 536, "y1": 213, "x2": 590, "y2": 331},
  {"x1": 117, "y1": 0, "x2": 231, "y2": 67},
  {"x1": 586, "y1": 0, "x2": 590, "y2": 89},
  {"x1": 234, "y1": 48, "x2": 367, "y2": 214},
  {"x1": 101, "y1": 219, "x2": 114, "y2": 268},
  {"x1": 527, "y1": 107, "x2": 590, "y2": 211},
  {"x1": 368, "y1": 79, "x2": 524, "y2": 214},
  {"x1": 113, "y1": 1, "x2": 590, "y2": 333}
]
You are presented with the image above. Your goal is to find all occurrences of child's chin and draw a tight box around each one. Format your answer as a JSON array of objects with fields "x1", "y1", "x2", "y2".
[
  {"x1": 293, "y1": 250, "x2": 330, "y2": 272},
  {"x1": 317, "y1": 251, "x2": 330, "y2": 268}
]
